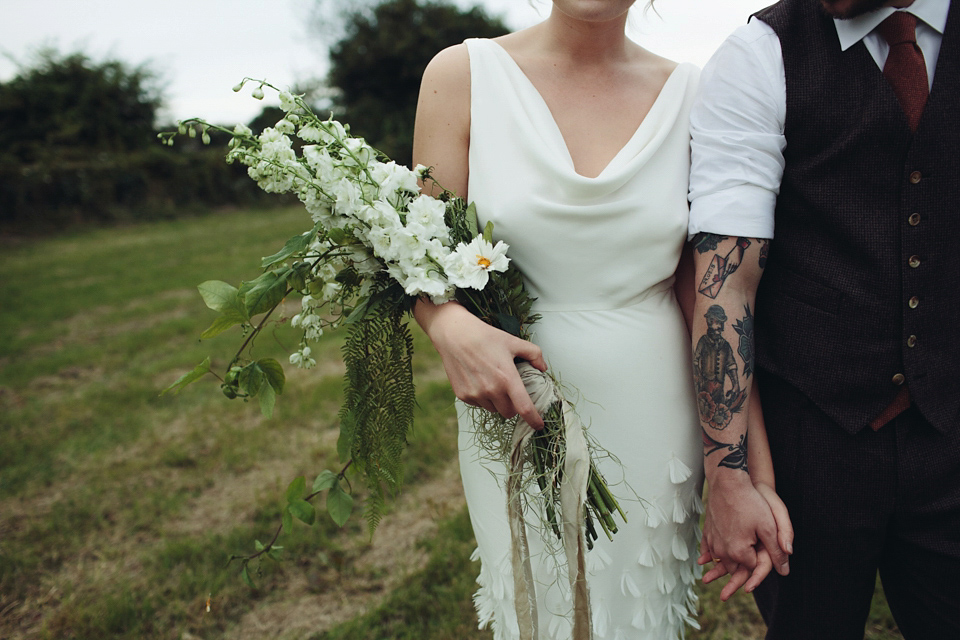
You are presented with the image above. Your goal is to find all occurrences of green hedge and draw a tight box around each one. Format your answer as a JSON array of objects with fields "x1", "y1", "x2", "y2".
[{"x1": 0, "y1": 143, "x2": 288, "y2": 232}]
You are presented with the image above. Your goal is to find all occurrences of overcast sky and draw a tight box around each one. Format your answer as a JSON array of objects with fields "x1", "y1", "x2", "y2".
[{"x1": 0, "y1": 0, "x2": 770, "y2": 125}]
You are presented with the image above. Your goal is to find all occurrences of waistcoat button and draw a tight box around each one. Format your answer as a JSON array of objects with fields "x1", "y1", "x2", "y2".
[
  {"x1": 909, "y1": 171, "x2": 922, "y2": 184},
  {"x1": 909, "y1": 213, "x2": 921, "y2": 225},
  {"x1": 908, "y1": 296, "x2": 920, "y2": 309},
  {"x1": 892, "y1": 373, "x2": 906, "y2": 385},
  {"x1": 907, "y1": 335, "x2": 917, "y2": 348},
  {"x1": 909, "y1": 255, "x2": 921, "y2": 268}
]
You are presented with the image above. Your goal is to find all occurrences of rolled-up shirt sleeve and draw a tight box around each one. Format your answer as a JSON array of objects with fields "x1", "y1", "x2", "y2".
[{"x1": 688, "y1": 19, "x2": 786, "y2": 240}]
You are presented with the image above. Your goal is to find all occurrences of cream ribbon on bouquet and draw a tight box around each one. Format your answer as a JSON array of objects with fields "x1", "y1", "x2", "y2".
[{"x1": 508, "y1": 362, "x2": 592, "y2": 640}]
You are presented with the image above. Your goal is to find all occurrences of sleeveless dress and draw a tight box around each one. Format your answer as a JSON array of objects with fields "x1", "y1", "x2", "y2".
[{"x1": 459, "y1": 39, "x2": 703, "y2": 640}]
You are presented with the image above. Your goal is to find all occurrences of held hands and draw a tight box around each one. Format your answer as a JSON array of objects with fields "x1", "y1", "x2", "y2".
[
  {"x1": 698, "y1": 475, "x2": 794, "y2": 601},
  {"x1": 416, "y1": 300, "x2": 547, "y2": 428}
]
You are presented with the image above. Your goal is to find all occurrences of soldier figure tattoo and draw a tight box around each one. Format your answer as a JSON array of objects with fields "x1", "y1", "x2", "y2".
[{"x1": 693, "y1": 305, "x2": 747, "y2": 430}]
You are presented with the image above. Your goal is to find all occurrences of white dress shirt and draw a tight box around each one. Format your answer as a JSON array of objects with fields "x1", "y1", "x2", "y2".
[{"x1": 688, "y1": 0, "x2": 951, "y2": 240}]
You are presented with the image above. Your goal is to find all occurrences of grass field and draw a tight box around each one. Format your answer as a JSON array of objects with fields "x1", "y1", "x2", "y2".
[{"x1": 0, "y1": 207, "x2": 902, "y2": 639}]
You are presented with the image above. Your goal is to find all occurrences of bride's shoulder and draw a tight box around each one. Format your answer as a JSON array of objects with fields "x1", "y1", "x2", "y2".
[
  {"x1": 422, "y1": 42, "x2": 470, "y2": 83},
  {"x1": 632, "y1": 47, "x2": 700, "y2": 91}
]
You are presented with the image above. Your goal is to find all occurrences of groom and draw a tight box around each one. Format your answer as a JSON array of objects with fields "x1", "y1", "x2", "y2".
[{"x1": 688, "y1": 0, "x2": 959, "y2": 637}]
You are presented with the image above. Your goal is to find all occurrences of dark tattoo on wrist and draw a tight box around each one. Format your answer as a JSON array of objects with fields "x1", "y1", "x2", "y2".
[
  {"x1": 702, "y1": 428, "x2": 749, "y2": 472},
  {"x1": 733, "y1": 304, "x2": 755, "y2": 379},
  {"x1": 696, "y1": 236, "x2": 751, "y2": 299},
  {"x1": 693, "y1": 233, "x2": 729, "y2": 254},
  {"x1": 693, "y1": 304, "x2": 747, "y2": 430}
]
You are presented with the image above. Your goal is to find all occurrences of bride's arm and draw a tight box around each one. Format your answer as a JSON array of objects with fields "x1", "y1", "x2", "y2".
[
  {"x1": 674, "y1": 242, "x2": 696, "y2": 334},
  {"x1": 411, "y1": 44, "x2": 546, "y2": 428},
  {"x1": 746, "y1": 381, "x2": 794, "y2": 560}
]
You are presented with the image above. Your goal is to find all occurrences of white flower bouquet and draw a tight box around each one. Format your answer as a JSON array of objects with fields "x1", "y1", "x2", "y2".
[{"x1": 161, "y1": 81, "x2": 625, "y2": 603}]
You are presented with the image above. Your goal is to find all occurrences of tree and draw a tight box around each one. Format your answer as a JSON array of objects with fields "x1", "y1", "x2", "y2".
[
  {"x1": 0, "y1": 49, "x2": 161, "y2": 164},
  {"x1": 325, "y1": 0, "x2": 508, "y2": 166}
]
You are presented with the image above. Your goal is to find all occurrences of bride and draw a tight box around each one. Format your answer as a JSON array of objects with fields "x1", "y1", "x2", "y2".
[{"x1": 411, "y1": 1, "x2": 788, "y2": 638}]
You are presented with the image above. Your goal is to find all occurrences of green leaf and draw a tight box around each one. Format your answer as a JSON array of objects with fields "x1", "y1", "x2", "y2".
[
  {"x1": 482, "y1": 219, "x2": 494, "y2": 243},
  {"x1": 198, "y1": 281, "x2": 240, "y2": 313},
  {"x1": 254, "y1": 539, "x2": 265, "y2": 552},
  {"x1": 328, "y1": 227, "x2": 347, "y2": 244},
  {"x1": 288, "y1": 499, "x2": 316, "y2": 525},
  {"x1": 241, "y1": 268, "x2": 290, "y2": 317},
  {"x1": 160, "y1": 357, "x2": 211, "y2": 395},
  {"x1": 200, "y1": 314, "x2": 244, "y2": 340},
  {"x1": 282, "y1": 506, "x2": 293, "y2": 533},
  {"x1": 337, "y1": 411, "x2": 356, "y2": 463},
  {"x1": 259, "y1": 382, "x2": 276, "y2": 418},
  {"x1": 238, "y1": 363, "x2": 265, "y2": 398},
  {"x1": 312, "y1": 470, "x2": 338, "y2": 492},
  {"x1": 261, "y1": 230, "x2": 315, "y2": 268},
  {"x1": 287, "y1": 262, "x2": 309, "y2": 292},
  {"x1": 343, "y1": 295, "x2": 372, "y2": 325},
  {"x1": 257, "y1": 358, "x2": 285, "y2": 394},
  {"x1": 327, "y1": 485, "x2": 354, "y2": 527},
  {"x1": 464, "y1": 201, "x2": 479, "y2": 236},
  {"x1": 495, "y1": 313, "x2": 522, "y2": 338},
  {"x1": 267, "y1": 546, "x2": 283, "y2": 561},
  {"x1": 285, "y1": 476, "x2": 306, "y2": 504},
  {"x1": 241, "y1": 565, "x2": 256, "y2": 589}
]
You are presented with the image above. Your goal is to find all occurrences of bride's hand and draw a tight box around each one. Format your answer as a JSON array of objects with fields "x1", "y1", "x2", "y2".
[
  {"x1": 753, "y1": 481, "x2": 794, "y2": 562},
  {"x1": 415, "y1": 299, "x2": 547, "y2": 428}
]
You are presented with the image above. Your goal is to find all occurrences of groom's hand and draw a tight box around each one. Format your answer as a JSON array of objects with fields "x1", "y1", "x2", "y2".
[{"x1": 700, "y1": 473, "x2": 790, "y2": 600}]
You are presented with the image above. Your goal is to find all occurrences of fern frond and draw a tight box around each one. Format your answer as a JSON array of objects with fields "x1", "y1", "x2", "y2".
[{"x1": 339, "y1": 287, "x2": 416, "y2": 536}]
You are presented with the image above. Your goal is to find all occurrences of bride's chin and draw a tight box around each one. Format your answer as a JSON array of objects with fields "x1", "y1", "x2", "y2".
[{"x1": 549, "y1": 0, "x2": 636, "y2": 24}]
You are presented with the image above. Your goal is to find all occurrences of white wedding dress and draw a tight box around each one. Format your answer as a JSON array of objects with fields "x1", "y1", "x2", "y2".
[{"x1": 458, "y1": 39, "x2": 704, "y2": 640}]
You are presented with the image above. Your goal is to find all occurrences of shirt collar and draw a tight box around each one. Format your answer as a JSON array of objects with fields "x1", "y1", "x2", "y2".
[{"x1": 834, "y1": 0, "x2": 951, "y2": 51}]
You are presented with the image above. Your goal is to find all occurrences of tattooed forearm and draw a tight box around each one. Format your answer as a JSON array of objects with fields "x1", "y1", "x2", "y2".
[
  {"x1": 696, "y1": 236, "x2": 751, "y2": 299},
  {"x1": 732, "y1": 304, "x2": 755, "y2": 379},
  {"x1": 693, "y1": 304, "x2": 747, "y2": 430},
  {"x1": 702, "y1": 428, "x2": 749, "y2": 472},
  {"x1": 758, "y1": 239, "x2": 769, "y2": 269}
]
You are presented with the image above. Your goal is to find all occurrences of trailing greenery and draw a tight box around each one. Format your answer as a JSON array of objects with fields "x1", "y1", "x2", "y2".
[{"x1": 340, "y1": 300, "x2": 417, "y2": 532}]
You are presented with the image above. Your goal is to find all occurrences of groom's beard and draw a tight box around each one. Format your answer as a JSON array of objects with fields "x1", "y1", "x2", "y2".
[{"x1": 819, "y1": 0, "x2": 892, "y2": 19}]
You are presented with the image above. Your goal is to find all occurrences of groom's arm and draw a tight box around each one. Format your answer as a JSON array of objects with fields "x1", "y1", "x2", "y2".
[
  {"x1": 688, "y1": 18, "x2": 791, "y2": 598},
  {"x1": 691, "y1": 234, "x2": 788, "y2": 581}
]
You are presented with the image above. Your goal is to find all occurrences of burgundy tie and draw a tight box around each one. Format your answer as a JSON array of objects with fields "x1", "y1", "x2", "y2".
[{"x1": 876, "y1": 12, "x2": 929, "y2": 131}]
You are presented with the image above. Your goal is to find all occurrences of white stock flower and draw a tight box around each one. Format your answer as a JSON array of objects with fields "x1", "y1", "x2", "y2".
[
  {"x1": 275, "y1": 118, "x2": 296, "y2": 134},
  {"x1": 392, "y1": 227, "x2": 428, "y2": 263},
  {"x1": 340, "y1": 137, "x2": 374, "y2": 167},
  {"x1": 303, "y1": 145, "x2": 334, "y2": 177},
  {"x1": 405, "y1": 195, "x2": 448, "y2": 240},
  {"x1": 304, "y1": 324, "x2": 324, "y2": 341},
  {"x1": 394, "y1": 261, "x2": 449, "y2": 298},
  {"x1": 371, "y1": 161, "x2": 421, "y2": 197},
  {"x1": 298, "y1": 125, "x2": 322, "y2": 143},
  {"x1": 320, "y1": 281, "x2": 341, "y2": 302},
  {"x1": 289, "y1": 346, "x2": 316, "y2": 369},
  {"x1": 278, "y1": 91, "x2": 298, "y2": 112},
  {"x1": 442, "y1": 237, "x2": 510, "y2": 290},
  {"x1": 333, "y1": 178, "x2": 363, "y2": 217},
  {"x1": 367, "y1": 225, "x2": 398, "y2": 261},
  {"x1": 319, "y1": 120, "x2": 348, "y2": 145},
  {"x1": 301, "y1": 294, "x2": 320, "y2": 311},
  {"x1": 347, "y1": 246, "x2": 381, "y2": 275}
]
